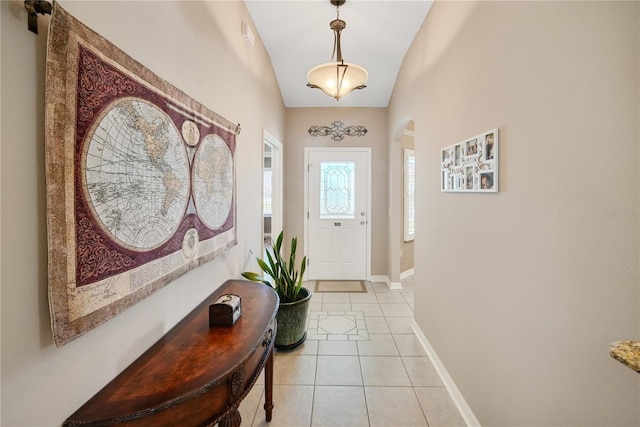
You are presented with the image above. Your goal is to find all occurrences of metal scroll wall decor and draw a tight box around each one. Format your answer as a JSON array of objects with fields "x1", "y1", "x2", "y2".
[
  {"x1": 45, "y1": 3, "x2": 239, "y2": 346},
  {"x1": 308, "y1": 120, "x2": 368, "y2": 142}
]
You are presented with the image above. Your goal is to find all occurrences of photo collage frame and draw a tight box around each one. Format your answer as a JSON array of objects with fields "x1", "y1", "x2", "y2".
[{"x1": 441, "y1": 128, "x2": 499, "y2": 192}]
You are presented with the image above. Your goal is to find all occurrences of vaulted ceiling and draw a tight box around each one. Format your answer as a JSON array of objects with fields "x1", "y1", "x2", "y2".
[{"x1": 244, "y1": 0, "x2": 434, "y2": 108}]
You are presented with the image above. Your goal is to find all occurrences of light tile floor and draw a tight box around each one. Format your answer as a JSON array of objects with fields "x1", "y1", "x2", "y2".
[{"x1": 241, "y1": 277, "x2": 467, "y2": 427}]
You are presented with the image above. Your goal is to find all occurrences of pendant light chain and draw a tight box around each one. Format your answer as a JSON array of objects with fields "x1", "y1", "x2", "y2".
[{"x1": 330, "y1": 4, "x2": 345, "y2": 63}]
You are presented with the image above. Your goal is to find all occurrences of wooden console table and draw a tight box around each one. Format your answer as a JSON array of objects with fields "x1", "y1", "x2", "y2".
[{"x1": 64, "y1": 280, "x2": 279, "y2": 426}]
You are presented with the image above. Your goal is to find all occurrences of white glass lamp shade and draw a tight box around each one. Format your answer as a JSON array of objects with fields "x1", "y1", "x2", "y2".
[{"x1": 307, "y1": 60, "x2": 368, "y2": 100}]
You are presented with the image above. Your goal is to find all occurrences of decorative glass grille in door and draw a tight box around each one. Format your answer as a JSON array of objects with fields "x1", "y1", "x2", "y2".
[{"x1": 320, "y1": 161, "x2": 355, "y2": 219}]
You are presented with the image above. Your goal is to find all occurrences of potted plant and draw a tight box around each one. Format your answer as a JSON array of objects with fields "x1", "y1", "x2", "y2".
[{"x1": 242, "y1": 230, "x2": 312, "y2": 349}]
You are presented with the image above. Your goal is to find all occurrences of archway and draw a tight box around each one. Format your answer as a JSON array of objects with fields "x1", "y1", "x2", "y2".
[{"x1": 387, "y1": 117, "x2": 415, "y2": 288}]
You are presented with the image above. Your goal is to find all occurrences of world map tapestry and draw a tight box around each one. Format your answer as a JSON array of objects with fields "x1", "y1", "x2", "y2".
[{"x1": 45, "y1": 4, "x2": 238, "y2": 346}]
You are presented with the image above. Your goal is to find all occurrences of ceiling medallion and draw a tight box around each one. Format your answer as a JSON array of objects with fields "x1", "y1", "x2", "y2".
[
  {"x1": 306, "y1": 0, "x2": 368, "y2": 101},
  {"x1": 308, "y1": 121, "x2": 368, "y2": 142}
]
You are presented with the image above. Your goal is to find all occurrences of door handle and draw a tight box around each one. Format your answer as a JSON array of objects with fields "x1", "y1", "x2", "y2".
[{"x1": 360, "y1": 221, "x2": 366, "y2": 225}]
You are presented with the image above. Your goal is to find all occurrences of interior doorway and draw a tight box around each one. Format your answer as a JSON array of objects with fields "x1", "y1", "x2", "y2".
[{"x1": 263, "y1": 130, "x2": 283, "y2": 260}]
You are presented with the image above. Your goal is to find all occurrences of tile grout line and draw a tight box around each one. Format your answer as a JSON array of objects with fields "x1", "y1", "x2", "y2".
[
  {"x1": 412, "y1": 384, "x2": 433, "y2": 427},
  {"x1": 309, "y1": 338, "x2": 319, "y2": 427},
  {"x1": 356, "y1": 329, "x2": 373, "y2": 427}
]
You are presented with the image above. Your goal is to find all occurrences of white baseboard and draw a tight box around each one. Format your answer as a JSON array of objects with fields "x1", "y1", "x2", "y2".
[
  {"x1": 388, "y1": 280, "x2": 402, "y2": 290},
  {"x1": 411, "y1": 320, "x2": 482, "y2": 427},
  {"x1": 369, "y1": 275, "x2": 388, "y2": 283},
  {"x1": 400, "y1": 268, "x2": 414, "y2": 280},
  {"x1": 369, "y1": 275, "x2": 402, "y2": 290}
]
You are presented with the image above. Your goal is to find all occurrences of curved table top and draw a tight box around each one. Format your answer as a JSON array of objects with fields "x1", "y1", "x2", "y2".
[{"x1": 65, "y1": 280, "x2": 279, "y2": 423}]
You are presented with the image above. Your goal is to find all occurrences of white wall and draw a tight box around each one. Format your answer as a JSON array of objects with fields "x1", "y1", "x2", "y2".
[
  {"x1": 1, "y1": 1, "x2": 285, "y2": 425},
  {"x1": 389, "y1": 1, "x2": 639, "y2": 425}
]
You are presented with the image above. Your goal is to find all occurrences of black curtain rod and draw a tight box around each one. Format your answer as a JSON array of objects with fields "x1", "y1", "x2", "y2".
[{"x1": 24, "y1": 0, "x2": 52, "y2": 34}]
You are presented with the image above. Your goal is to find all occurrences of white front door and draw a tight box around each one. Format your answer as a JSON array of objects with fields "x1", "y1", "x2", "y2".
[{"x1": 305, "y1": 148, "x2": 370, "y2": 280}]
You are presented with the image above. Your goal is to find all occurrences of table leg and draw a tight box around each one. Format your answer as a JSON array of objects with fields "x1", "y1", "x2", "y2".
[{"x1": 264, "y1": 347, "x2": 274, "y2": 422}]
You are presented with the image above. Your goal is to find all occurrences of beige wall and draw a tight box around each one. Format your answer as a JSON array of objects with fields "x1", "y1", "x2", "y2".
[
  {"x1": 284, "y1": 108, "x2": 388, "y2": 277},
  {"x1": 4, "y1": 1, "x2": 639, "y2": 425},
  {"x1": 1, "y1": 1, "x2": 284, "y2": 425},
  {"x1": 389, "y1": 1, "x2": 639, "y2": 425}
]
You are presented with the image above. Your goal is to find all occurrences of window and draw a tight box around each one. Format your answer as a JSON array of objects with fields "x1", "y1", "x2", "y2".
[
  {"x1": 320, "y1": 161, "x2": 355, "y2": 219},
  {"x1": 404, "y1": 149, "x2": 415, "y2": 241}
]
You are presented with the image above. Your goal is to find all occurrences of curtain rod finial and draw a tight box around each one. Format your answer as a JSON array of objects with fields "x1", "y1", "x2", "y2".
[{"x1": 24, "y1": 0, "x2": 52, "y2": 34}]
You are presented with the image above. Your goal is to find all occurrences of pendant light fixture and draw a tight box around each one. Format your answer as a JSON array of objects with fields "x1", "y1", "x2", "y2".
[{"x1": 306, "y1": 0, "x2": 368, "y2": 101}]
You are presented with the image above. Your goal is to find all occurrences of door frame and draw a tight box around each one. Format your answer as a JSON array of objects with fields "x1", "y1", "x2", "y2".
[
  {"x1": 303, "y1": 147, "x2": 372, "y2": 280},
  {"x1": 263, "y1": 130, "x2": 283, "y2": 242}
]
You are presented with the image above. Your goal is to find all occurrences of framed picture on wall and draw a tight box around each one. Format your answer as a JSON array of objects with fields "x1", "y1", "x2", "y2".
[
  {"x1": 465, "y1": 138, "x2": 479, "y2": 157},
  {"x1": 441, "y1": 129, "x2": 499, "y2": 193},
  {"x1": 465, "y1": 165, "x2": 475, "y2": 190}
]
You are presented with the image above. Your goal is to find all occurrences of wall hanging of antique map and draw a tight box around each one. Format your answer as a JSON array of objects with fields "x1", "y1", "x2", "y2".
[{"x1": 45, "y1": 3, "x2": 238, "y2": 347}]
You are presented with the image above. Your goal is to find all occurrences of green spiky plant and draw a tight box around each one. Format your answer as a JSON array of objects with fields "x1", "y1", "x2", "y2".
[{"x1": 242, "y1": 230, "x2": 307, "y2": 303}]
